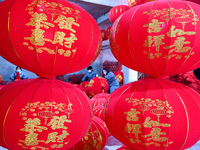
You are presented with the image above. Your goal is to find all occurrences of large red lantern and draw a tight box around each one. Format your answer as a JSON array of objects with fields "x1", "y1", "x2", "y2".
[
  {"x1": 109, "y1": 5, "x2": 130, "y2": 23},
  {"x1": 0, "y1": 0, "x2": 102, "y2": 78},
  {"x1": 105, "y1": 78, "x2": 200, "y2": 150},
  {"x1": 110, "y1": 0, "x2": 200, "y2": 77},
  {"x1": 69, "y1": 116, "x2": 109, "y2": 150},
  {"x1": 87, "y1": 77, "x2": 109, "y2": 97},
  {"x1": 0, "y1": 78, "x2": 92, "y2": 150}
]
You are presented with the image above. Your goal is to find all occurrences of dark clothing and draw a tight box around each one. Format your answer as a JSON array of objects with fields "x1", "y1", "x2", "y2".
[
  {"x1": 194, "y1": 68, "x2": 200, "y2": 80},
  {"x1": 104, "y1": 72, "x2": 119, "y2": 93},
  {"x1": 9, "y1": 71, "x2": 28, "y2": 81},
  {"x1": 81, "y1": 71, "x2": 96, "y2": 82}
]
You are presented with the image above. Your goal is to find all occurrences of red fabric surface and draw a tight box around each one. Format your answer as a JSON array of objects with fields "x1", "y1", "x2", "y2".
[
  {"x1": 0, "y1": 0, "x2": 101, "y2": 78},
  {"x1": 93, "y1": 105, "x2": 105, "y2": 122},
  {"x1": 110, "y1": 0, "x2": 200, "y2": 77},
  {"x1": 87, "y1": 77, "x2": 109, "y2": 97},
  {"x1": 109, "y1": 5, "x2": 130, "y2": 23},
  {"x1": 106, "y1": 26, "x2": 112, "y2": 40},
  {"x1": 93, "y1": 93, "x2": 110, "y2": 100},
  {"x1": 0, "y1": 78, "x2": 92, "y2": 150},
  {"x1": 69, "y1": 116, "x2": 109, "y2": 150},
  {"x1": 90, "y1": 97, "x2": 107, "y2": 107},
  {"x1": 105, "y1": 78, "x2": 200, "y2": 150}
]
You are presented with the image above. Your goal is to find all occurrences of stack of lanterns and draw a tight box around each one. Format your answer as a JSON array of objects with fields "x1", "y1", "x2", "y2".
[
  {"x1": 105, "y1": 0, "x2": 200, "y2": 149},
  {"x1": 0, "y1": 0, "x2": 103, "y2": 150}
]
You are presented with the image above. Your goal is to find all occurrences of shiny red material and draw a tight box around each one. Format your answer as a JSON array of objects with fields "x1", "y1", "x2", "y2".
[
  {"x1": 114, "y1": 71, "x2": 123, "y2": 84},
  {"x1": 93, "y1": 105, "x2": 105, "y2": 122},
  {"x1": 110, "y1": 0, "x2": 200, "y2": 77},
  {"x1": 105, "y1": 78, "x2": 200, "y2": 150},
  {"x1": 0, "y1": 78, "x2": 92, "y2": 150},
  {"x1": 0, "y1": 0, "x2": 102, "y2": 78},
  {"x1": 87, "y1": 77, "x2": 109, "y2": 97},
  {"x1": 109, "y1": 5, "x2": 130, "y2": 23},
  {"x1": 106, "y1": 26, "x2": 112, "y2": 39},
  {"x1": 93, "y1": 93, "x2": 110, "y2": 99},
  {"x1": 90, "y1": 97, "x2": 107, "y2": 107},
  {"x1": 101, "y1": 30, "x2": 108, "y2": 41},
  {"x1": 69, "y1": 116, "x2": 109, "y2": 150}
]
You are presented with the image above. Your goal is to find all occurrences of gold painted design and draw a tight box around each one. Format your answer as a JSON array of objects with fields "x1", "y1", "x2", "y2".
[
  {"x1": 143, "y1": 19, "x2": 164, "y2": 33},
  {"x1": 142, "y1": 7, "x2": 198, "y2": 60},
  {"x1": 18, "y1": 101, "x2": 73, "y2": 149},
  {"x1": 83, "y1": 130, "x2": 103, "y2": 150},
  {"x1": 124, "y1": 98, "x2": 174, "y2": 147},
  {"x1": 24, "y1": 0, "x2": 80, "y2": 58}
]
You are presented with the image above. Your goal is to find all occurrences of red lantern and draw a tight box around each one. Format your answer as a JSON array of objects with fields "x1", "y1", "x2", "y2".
[
  {"x1": 87, "y1": 77, "x2": 109, "y2": 97},
  {"x1": 105, "y1": 78, "x2": 200, "y2": 150},
  {"x1": 184, "y1": 0, "x2": 200, "y2": 4},
  {"x1": 0, "y1": 0, "x2": 102, "y2": 78},
  {"x1": 93, "y1": 105, "x2": 105, "y2": 122},
  {"x1": 101, "y1": 29, "x2": 108, "y2": 41},
  {"x1": 93, "y1": 93, "x2": 110, "y2": 99},
  {"x1": 69, "y1": 116, "x2": 109, "y2": 150},
  {"x1": 0, "y1": 78, "x2": 92, "y2": 150},
  {"x1": 110, "y1": 0, "x2": 200, "y2": 77},
  {"x1": 114, "y1": 71, "x2": 123, "y2": 84},
  {"x1": 90, "y1": 97, "x2": 107, "y2": 107},
  {"x1": 72, "y1": 84, "x2": 87, "y2": 94},
  {"x1": 106, "y1": 26, "x2": 112, "y2": 39},
  {"x1": 128, "y1": 0, "x2": 156, "y2": 7},
  {"x1": 109, "y1": 5, "x2": 130, "y2": 23}
]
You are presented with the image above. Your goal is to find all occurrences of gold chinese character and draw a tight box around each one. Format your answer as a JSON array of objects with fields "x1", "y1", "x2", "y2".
[
  {"x1": 26, "y1": 12, "x2": 55, "y2": 29},
  {"x1": 24, "y1": 29, "x2": 52, "y2": 46},
  {"x1": 144, "y1": 35, "x2": 165, "y2": 52},
  {"x1": 124, "y1": 108, "x2": 141, "y2": 121},
  {"x1": 125, "y1": 123, "x2": 142, "y2": 139},
  {"x1": 164, "y1": 36, "x2": 191, "y2": 53},
  {"x1": 52, "y1": 32, "x2": 77, "y2": 48},
  {"x1": 47, "y1": 115, "x2": 71, "y2": 130},
  {"x1": 143, "y1": 128, "x2": 168, "y2": 142},
  {"x1": 24, "y1": 133, "x2": 45, "y2": 146},
  {"x1": 143, "y1": 19, "x2": 164, "y2": 33},
  {"x1": 20, "y1": 118, "x2": 48, "y2": 133},
  {"x1": 143, "y1": 117, "x2": 170, "y2": 128},
  {"x1": 46, "y1": 130, "x2": 69, "y2": 144},
  {"x1": 167, "y1": 25, "x2": 196, "y2": 37},
  {"x1": 54, "y1": 15, "x2": 80, "y2": 32}
]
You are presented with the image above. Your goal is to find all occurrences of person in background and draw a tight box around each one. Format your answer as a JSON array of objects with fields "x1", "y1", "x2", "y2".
[
  {"x1": 9, "y1": 66, "x2": 29, "y2": 81},
  {"x1": 193, "y1": 67, "x2": 200, "y2": 80},
  {"x1": 81, "y1": 66, "x2": 97, "y2": 82},
  {"x1": 102, "y1": 68, "x2": 119, "y2": 93}
]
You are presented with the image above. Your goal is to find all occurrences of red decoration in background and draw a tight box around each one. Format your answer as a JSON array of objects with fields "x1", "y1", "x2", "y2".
[
  {"x1": 114, "y1": 71, "x2": 123, "y2": 84},
  {"x1": 0, "y1": 74, "x2": 2, "y2": 83},
  {"x1": 87, "y1": 77, "x2": 109, "y2": 97},
  {"x1": 90, "y1": 97, "x2": 107, "y2": 107},
  {"x1": 101, "y1": 30, "x2": 108, "y2": 41},
  {"x1": 0, "y1": 0, "x2": 102, "y2": 78},
  {"x1": 93, "y1": 105, "x2": 105, "y2": 122},
  {"x1": 108, "y1": 5, "x2": 130, "y2": 23},
  {"x1": 102, "y1": 61, "x2": 122, "y2": 73},
  {"x1": 128, "y1": 0, "x2": 156, "y2": 7},
  {"x1": 93, "y1": 93, "x2": 110, "y2": 99},
  {"x1": 0, "y1": 78, "x2": 92, "y2": 150},
  {"x1": 110, "y1": 0, "x2": 200, "y2": 77},
  {"x1": 185, "y1": 0, "x2": 200, "y2": 4},
  {"x1": 69, "y1": 116, "x2": 109, "y2": 150},
  {"x1": 165, "y1": 71, "x2": 200, "y2": 94},
  {"x1": 105, "y1": 78, "x2": 200, "y2": 150},
  {"x1": 68, "y1": 74, "x2": 85, "y2": 84},
  {"x1": 13, "y1": 72, "x2": 21, "y2": 82},
  {"x1": 106, "y1": 26, "x2": 112, "y2": 39}
]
